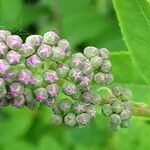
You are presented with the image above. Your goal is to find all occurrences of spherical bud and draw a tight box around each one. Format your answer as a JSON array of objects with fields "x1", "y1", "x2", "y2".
[
  {"x1": 69, "y1": 68, "x2": 83, "y2": 82},
  {"x1": 121, "y1": 89, "x2": 132, "y2": 101},
  {"x1": 9, "y1": 82, "x2": 24, "y2": 97},
  {"x1": 44, "y1": 97, "x2": 56, "y2": 107},
  {"x1": 58, "y1": 39, "x2": 70, "y2": 56},
  {"x1": 58, "y1": 100, "x2": 72, "y2": 113},
  {"x1": 34, "y1": 88, "x2": 48, "y2": 102},
  {"x1": 43, "y1": 70, "x2": 59, "y2": 84},
  {"x1": 76, "y1": 113, "x2": 91, "y2": 127},
  {"x1": 101, "y1": 60, "x2": 112, "y2": 73},
  {"x1": 64, "y1": 113, "x2": 76, "y2": 127},
  {"x1": 83, "y1": 46, "x2": 99, "y2": 59},
  {"x1": 26, "y1": 54, "x2": 42, "y2": 68},
  {"x1": 6, "y1": 35, "x2": 22, "y2": 49},
  {"x1": 99, "y1": 48, "x2": 110, "y2": 59},
  {"x1": 30, "y1": 74, "x2": 43, "y2": 87},
  {"x1": 11, "y1": 94, "x2": 25, "y2": 109},
  {"x1": 123, "y1": 101, "x2": 132, "y2": 110},
  {"x1": 25, "y1": 35, "x2": 42, "y2": 48},
  {"x1": 52, "y1": 47, "x2": 66, "y2": 62},
  {"x1": 70, "y1": 53, "x2": 87, "y2": 69},
  {"x1": 4, "y1": 70, "x2": 17, "y2": 83},
  {"x1": 0, "y1": 42, "x2": 8, "y2": 58},
  {"x1": 56, "y1": 64, "x2": 70, "y2": 78},
  {"x1": 46, "y1": 84, "x2": 59, "y2": 97},
  {"x1": 62, "y1": 82, "x2": 80, "y2": 99},
  {"x1": 94, "y1": 72, "x2": 105, "y2": 85},
  {"x1": 120, "y1": 109, "x2": 132, "y2": 120},
  {"x1": 101, "y1": 104, "x2": 113, "y2": 117},
  {"x1": 90, "y1": 56, "x2": 102, "y2": 69},
  {"x1": 112, "y1": 86, "x2": 123, "y2": 97},
  {"x1": 78, "y1": 76, "x2": 91, "y2": 90},
  {"x1": 110, "y1": 114, "x2": 121, "y2": 125},
  {"x1": 52, "y1": 103, "x2": 61, "y2": 114},
  {"x1": 105, "y1": 73, "x2": 113, "y2": 84},
  {"x1": 6, "y1": 50, "x2": 21, "y2": 65},
  {"x1": 73, "y1": 102, "x2": 87, "y2": 114},
  {"x1": 120, "y1": 119, "x2": 130, "y2": 128},
  {"x1": 82, "y1": 61, "x2": 93, "y2": 75},
  {"x1": 43, "y1": 31, "x2": 60, "y2": 46},
  {"x1": 19, "y1": 43, "x2": 35, "y2": 57},
  {"x1": 81, "y1": 91, "x2": 94, "y2": 103},
  {"x1": 112, "y1": 100, "x2": 124, "y2": 114},
  {"x1": 51, "y1": 114, "x2": 63, "y2": 126},
  {"x1": 86, "y1": 104, "x2": 96, "y2": 118},
  {"x1": 0, "y1": 30, "x2": 11, "y2": 42},
  {"x1": 0, "y1": 59, "x2": 10, "y2": 75},
  {"x1": 37, "y1": 44, "x2": 52, "y2": 60},
  {"x1": 99, "y1": 87, "x2": 112, "y2": 100},
  {"x1": 18, "y1": 69, "x2": 32, "y2": 85}
]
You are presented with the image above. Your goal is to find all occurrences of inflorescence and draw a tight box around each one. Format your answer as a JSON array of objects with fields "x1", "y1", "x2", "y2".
[{"x1": 0, "y1": 30, "x2": 132, "y2": 130}]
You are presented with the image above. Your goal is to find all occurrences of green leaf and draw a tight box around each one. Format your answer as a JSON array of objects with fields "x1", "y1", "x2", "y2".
[{"x1": 113, "y1": 0, "x2": 150, "y2": 84}]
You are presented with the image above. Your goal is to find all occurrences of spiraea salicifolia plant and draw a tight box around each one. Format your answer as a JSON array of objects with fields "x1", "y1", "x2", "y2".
[{"x1": 0, "y1": 30, "x2": 133, "y2": 130}]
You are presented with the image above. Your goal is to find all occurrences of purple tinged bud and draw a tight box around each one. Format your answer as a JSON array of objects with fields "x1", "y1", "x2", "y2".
[
  {"x1": 44, "y1": 97, "x2": 56, "y2": 107},
  {"x1": 101, "y1": 60, "x2": 112, "y2": 73},
  {"x1": 78, "y1": 76, "x2": 91, "y2": 89},
  {"x1": 70, "y1": 53, "x2": 87, "y2": 69},
  {"x1": 18, "y1": 69, "x2": 32, "y2": 85},
  {"x1": 37, "y1": 44, "x2": 52, "y2": 60},
  {"x1": 19, "y1": 43, "x2": 35, "y2": 57},
  {"x1": 0, "y1": 30, "x2": 11, "y2": 42},
  {"x1": 73, "y1": 102, "x2": 87, "y2": 114},
  {"x1": 26, "y1": 54, "x2": 42, "y2": 68},
  {"x1": 52, "y1": 47, "x2": 66, "y2": 62},
  {"x1": 46, "y1": 84, "x2": 59, "y2": 97},
  {"x1": 43, "y1": 31, "x2": 60, "y2": 46},
  {"x1": 86, "y1": 104, "x2": 96, "y2": 118},
  {"x1": 0, "y1": 59, "x2": 10, "y2": 75},
  {"x1": 83, "y1": 46, "x2": 99, "y2": 59},
  {"x1": 51, "y1": 114, "x2": 63, "y2": 126},
  {"x1": 58, "y1": 39, "x2": 70, "y2": 56},
  {"x1": 99, "y1": 48, "x2": 110, "y2": 59},
  {"x1": 34, "y1": 88, "x2": 48, "y2": 102},
  {"x1": 0, "y1": 42, "x2": 8, "y2": 58},
  {"x1": 0, "y1": 97, "x2": 8, "y2": 107},
  {"x1": 6, "y1": 35, "x2": 22, "y2": 49},
  {"x1": 4, "y1": 70, "x2": 17, "y2": 83},
  {"x1": 11, "y1": 94, "x2": 25, "y2": 109},
  {"x1": 9, "y1": 82, "x2": 24, "y2": 97},
  {"x1": 69, "y1": 68, "x2": 83, "y2": 82},
  {"x1": 105, "y1": 73, "x2": 113, "y2": 84},
  {"x1": 76, "y1": 113, "x2": 91, "y2": 127},
  {"x1": 43, "y1": 70, "x2": 59, "y2": 84},
  {"x1": 120, "y1": 109, "x2": 132, "y2": 120},
  {"x1": 81, "y1": 91, "x2": 94, "y2": 103},
  {"x1": 82, "y1": 61, "x2": 93, "y2": 75},
  {"x1": 6, "y1": 50, "x2": 21, "y2": 65},
  {"x1": 90, "y1": 56, "x2": 102, "y2": 69},
  {"x1": 25, "y1": 35, "x2": 42, "y2": 48},
  {"x1": 64, "y1": 113, "x2": 76, "y2": 127},
  {"x1": 30, "y1": 74, "x2": 43, "y2": 87},
  {"x1": 56, "y1": 64, "x2": 70, "y2": 78}
]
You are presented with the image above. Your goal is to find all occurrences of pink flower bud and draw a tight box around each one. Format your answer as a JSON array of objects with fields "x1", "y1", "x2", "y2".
[
  {"x1": 26, "y1": 54, "x2": 42, "y2": 68},
  {"x1": 0, "y1": 30, "x2": 11, "y2": 42},
  {"x1": 58, "y1": 39, "x2": 70, "y2": 56},
  {"x1": 6, "y1": 35, "x2": 22, "y2": 49},
  {"x1": 56, "y1": 64, "x2": 70, "y2": 78},
  {"x1": 34, "y1": 88, "x2": 48, "y2": 102},
  {"x1": 46, "y1": 84, "x2": 59, "y2": 97},
  {"x1": 19, "y1": 43, "x2": 35, "y2": 57},
  {"x1": 25, "y1": 35, "x2": 43, "y2": 48},
  {"x1": 30, "y1": 74, "x2": 43, "y2": 87},
  {"x1": 43, "y1": 70, "x2": 59, "y2": 84},
  {"x1": 0, "y1": 42, "x2": 8, "y2": 58},
  {"x1": 4, "y1": 70, "x2": 17, "y2": 83},
  {"x1": 0, "y1": 59, "x2": 10, "y2": 75},
  {"x1": 69, "y1": 68, "x2": 83, "y2": 82},
  {"x1": 18, "y1": 69, "x2": 32, "y2": 85},
  {"x1": 37, "y1": 44, "x2": 52, "y2": 59},
  {"x1": 9, "y1": 82, "x2": 24, "y2": 97},
  {"x1": 6, "y1": 50, "x2": 21, "y2": 65},
  {"x1": 11, "y1": 95, "x2": 25, "y2": 109}
]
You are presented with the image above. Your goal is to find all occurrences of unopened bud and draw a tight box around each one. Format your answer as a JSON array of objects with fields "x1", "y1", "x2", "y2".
[
  {"x1": 84, "y1": 46, "x2": 99, "y2": 59},
  {"x1": 46, "y1": 84, "x2": 59, "y2": 97},
  {"x1": 64, "y1": 113, "x2": 76, "y2": 127},
  {"x1": 0, "y1": 42, "x2": 8, "y2": 58}
]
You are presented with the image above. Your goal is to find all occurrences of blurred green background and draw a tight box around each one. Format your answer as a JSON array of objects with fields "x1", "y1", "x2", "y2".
[{"x1": 0, "y1": 0, "x2": 150, "y2": 150}]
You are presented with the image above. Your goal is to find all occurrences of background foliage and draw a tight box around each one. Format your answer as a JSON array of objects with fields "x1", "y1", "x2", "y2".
[{"x1": 0, "y1": 0, "x2": 150, "y2": 149}]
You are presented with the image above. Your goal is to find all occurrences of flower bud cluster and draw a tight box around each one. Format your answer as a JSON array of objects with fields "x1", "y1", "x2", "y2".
[{"x1": 101, "y1": 86, "x2": 132, "y2": 131}]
